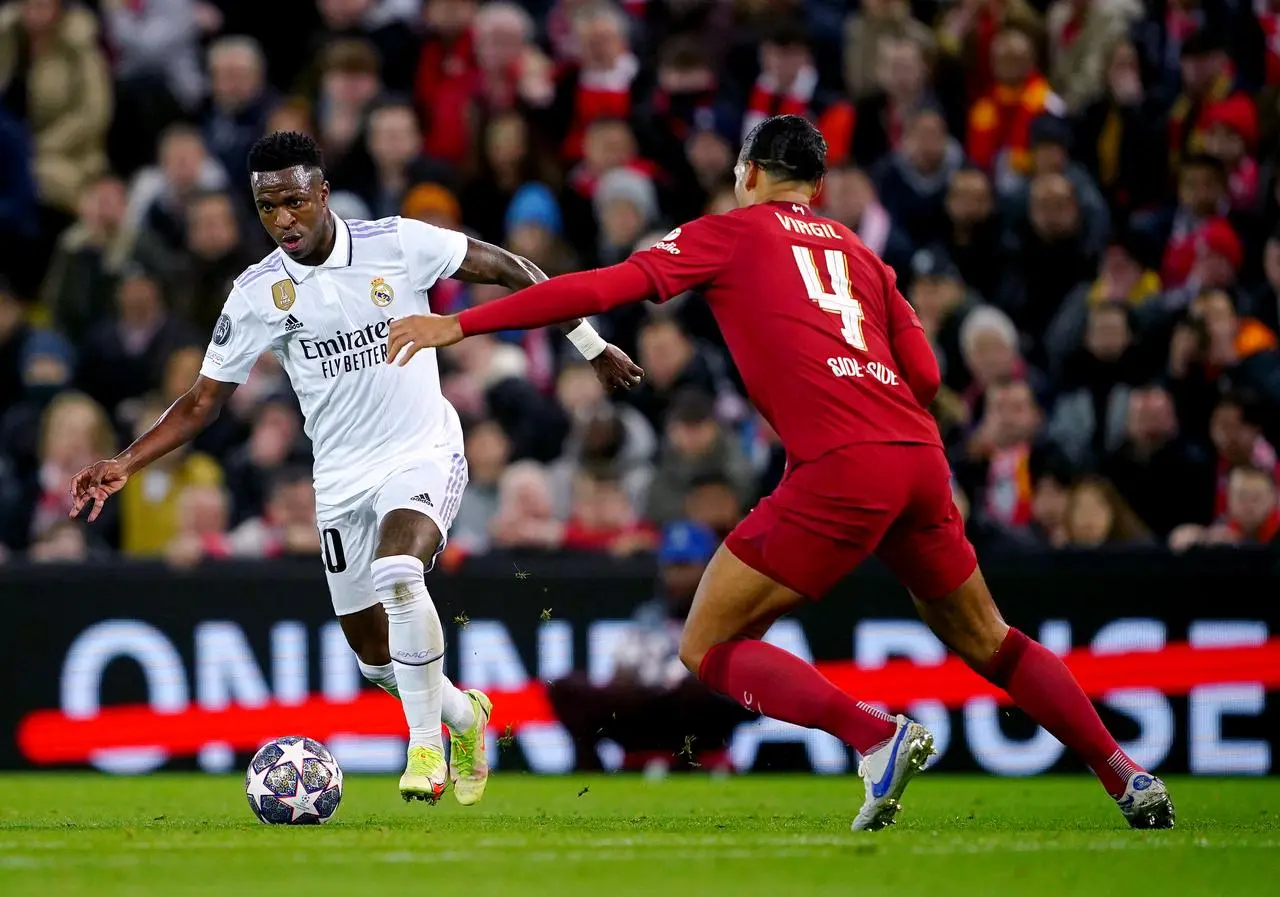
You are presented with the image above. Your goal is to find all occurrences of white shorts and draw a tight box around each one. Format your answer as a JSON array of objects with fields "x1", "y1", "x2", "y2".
[{"x1": 315, "y1": 452, "x2": 468, "y2": 616}]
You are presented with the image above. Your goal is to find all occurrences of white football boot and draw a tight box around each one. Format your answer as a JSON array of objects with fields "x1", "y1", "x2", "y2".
[
  {"x1": 851, "y1": 715, "x2": 936, "y2": 832},
  {"x1": 1117, "y1": 772, "x2": 1175, "y2": 829}
]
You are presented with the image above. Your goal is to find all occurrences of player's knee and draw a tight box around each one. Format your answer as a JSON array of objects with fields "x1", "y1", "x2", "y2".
[
  {"x1": 678, "y1": 633, "x2": 709, "y2": 678},
  {"x1": 370, "y1": 554, "x2": 426, "y2": 611}
]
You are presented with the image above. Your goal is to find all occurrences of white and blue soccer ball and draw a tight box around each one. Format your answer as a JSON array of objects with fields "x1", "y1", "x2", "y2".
[{"x1": 245, "y1": 736, "x2": 344, "y2": 825}]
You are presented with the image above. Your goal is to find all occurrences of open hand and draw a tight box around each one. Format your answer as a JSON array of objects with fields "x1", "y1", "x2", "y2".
[
  {"x1": 388, "y1": 314, "x2": 465, "y2": 366},
  {"x1": 590, "y1": 344, "x2": 644, "y2": 391},
  {"x1": 69, "y1": 459, "x2": 130, "y2": 522}
]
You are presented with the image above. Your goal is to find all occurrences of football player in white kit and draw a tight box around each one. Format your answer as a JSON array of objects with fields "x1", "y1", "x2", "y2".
[{"x1": 69, "y1": 131, "x2": 644, "y2": 805}]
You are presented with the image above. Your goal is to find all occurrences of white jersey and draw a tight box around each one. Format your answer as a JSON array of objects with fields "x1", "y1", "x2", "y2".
[{"x1": 200, "y1": 213, "x2": 467, "y2": 505}]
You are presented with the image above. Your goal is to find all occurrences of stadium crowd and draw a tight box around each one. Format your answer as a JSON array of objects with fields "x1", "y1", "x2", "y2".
[{"x1": 1, "y1": 0, "x2": 1279, "y2": 568}]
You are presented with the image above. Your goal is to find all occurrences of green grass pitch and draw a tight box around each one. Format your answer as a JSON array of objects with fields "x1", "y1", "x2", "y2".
[{"x1": 1, "y1": 774, "x2": 1276, "y2": 896}]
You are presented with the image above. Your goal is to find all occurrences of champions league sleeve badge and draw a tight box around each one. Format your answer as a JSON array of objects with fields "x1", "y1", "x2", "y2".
[{"x1": 370, "y1": 277, "x2": 394, "y2": 307}]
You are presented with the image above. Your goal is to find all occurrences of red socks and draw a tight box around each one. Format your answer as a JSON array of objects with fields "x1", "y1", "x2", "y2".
[
  {"x1": 698, "y1": 640, "x2": 898, "y2": 755},
  {"x1": 982, "y1": 628, "x2": 1139, "y2": 797}
]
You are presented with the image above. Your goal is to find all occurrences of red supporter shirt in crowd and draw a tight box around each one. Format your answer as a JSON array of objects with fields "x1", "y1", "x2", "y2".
[{"x1": 460, "y1": 200, "x2": 942, "y2": 464}]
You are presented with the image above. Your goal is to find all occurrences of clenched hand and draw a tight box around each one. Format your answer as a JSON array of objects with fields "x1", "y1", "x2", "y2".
[{"x1": 588, "y1": 344, "x2": 644, "y2": 391}]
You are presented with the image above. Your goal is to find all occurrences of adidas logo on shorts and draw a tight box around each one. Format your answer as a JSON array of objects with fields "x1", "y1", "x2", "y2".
[
  {"x1": 284, "y1": 314, "x2": 305, "y2": 332},
  {"x1": 410, "y1": 492, "x2": 433, "y2": 507}
]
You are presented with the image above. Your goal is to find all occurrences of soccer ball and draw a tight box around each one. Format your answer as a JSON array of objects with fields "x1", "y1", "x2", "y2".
[{"x1": 244, "y1": 736, "x2": 344, "y2": 825}]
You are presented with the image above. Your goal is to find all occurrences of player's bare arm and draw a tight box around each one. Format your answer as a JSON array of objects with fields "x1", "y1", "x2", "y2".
[
  {"x1": 69, "y1": 376, "x2": 236, "y2": 522},
  {"x1": 404, "y1": 237, "x2": 643, "y2": 389}
]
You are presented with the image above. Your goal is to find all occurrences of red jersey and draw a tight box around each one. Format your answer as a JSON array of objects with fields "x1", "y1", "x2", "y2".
[{"x1": 628, "y1": 201, "x2": 940, "y2": 462}]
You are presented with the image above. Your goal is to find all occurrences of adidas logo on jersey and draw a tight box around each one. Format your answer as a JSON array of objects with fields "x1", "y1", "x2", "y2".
[
  {"x1": 284, "y1": 314, "x2": 305, "y2": 333},
  {"x1": 410, "y1": 492, "x2": 433, "y2": 507}
]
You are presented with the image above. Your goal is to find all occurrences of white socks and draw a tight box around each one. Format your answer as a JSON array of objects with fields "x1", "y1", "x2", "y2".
[
  {"x1": 371, "y1": 555, "x2": 444, "y2": 749},
  {"x1": 359, "y1": 660, "x2": 476, "y2": 732}
]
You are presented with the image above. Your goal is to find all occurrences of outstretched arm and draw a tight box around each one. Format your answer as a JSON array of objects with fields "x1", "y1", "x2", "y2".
[
  {"x1": 451, "y1": 237, "x2": 643, "y2": 388},
  {"x1": 70, "y1": 376, "x2": 236, "y2": 521},
  {"x1": 388, "y1": 261, "x2": 656, "y2": 364}
]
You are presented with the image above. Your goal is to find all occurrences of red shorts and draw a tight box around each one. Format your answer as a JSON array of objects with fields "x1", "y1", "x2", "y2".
[{"x1": 724, "y1": 443, "x2": 977, "y2": 601}]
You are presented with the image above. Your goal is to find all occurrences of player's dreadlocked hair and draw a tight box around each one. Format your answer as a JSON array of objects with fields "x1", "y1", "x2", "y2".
[
  {"x1": 740, "y1": 114, "x2": 828, "y2": 185},
  {"x1": 248, "y1": 131, "x2": 326, "y2": 177}
]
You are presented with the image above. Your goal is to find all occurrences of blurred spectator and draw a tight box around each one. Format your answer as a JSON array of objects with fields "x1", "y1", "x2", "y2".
[
  {"x1": 957, "y1": 304, "x2": 1048, "y2": 419},
  {"x1": 123, "y1": 124, "x2": 229, "y2": 274},
  {"x1": 1044, "y1": 232, "x2": 1162, "y2": 380},
  {"x1": 1207, "y1": 391, "x2": 1280, "y2": 520},
  {"x1": 851, "y1": 35, "x2": 934, "y2": 169},
  {"x1": 0, "y1": 104, "x2": 38, "y2": 283},
  {"x1": 172, "y1": 190, "x2": 257, "y2": 335},
  {"x1": 1000, "y1": 173, "x2": 1098, "y2": 347},
  {"x1": 0, "y1": 305, "x2": 74, "y2": 478},
  {"x1": 645, "y1": 389, "x2": 754, "y2": 527},
  {"x1": 76, "y1": 268, "x2": 200, "y2": 415},
  {"x1": 942, "y1": 168, "x2": 1003, "y2": 300},
  {"x1": 623, "y1": 316, "x2": 724, "y2": 434},
  {"x1": 11, "y1": 391, "x2": 113, "y2": 549},
  {"x1": 1244, "y1": 228, "x2": 1280, "y2": 335},
  {"x1": 873, "y1": 106, "x2": 965, "y2": 250},
  {"x1": 120, "y1": 396, "x2": 224, "y2": 557},
  {"x1": 1002, "y1": 114, "x2": 1110, "y2": 254},
  {"x1": 548, "y1": 361, "x2": 654, "y2": 515},
  {"x1": 636, "y1": 35, "x2": 721, "y2": 181},
  {"x1": 906, "y1": 247, "x2": 978, "y2": 393},
  {"x1": 412, "y1": 0, "x2": 480, "y2": 167},
  {"x1": 503, "y1": 182, "x2": 577, "y2": 278},
  {"x1": 594, "y1": 167, "x2": 659, "y2": 265},
  {"x1": 741, "y1": 19, "x2": 854, "y2": 165},
  {"x1": 1062, "y1": 475, "x2": 1152, "y2": 548},
  {"x1": 488, "y1": 460, "x2": 563, "y2": 550},
  {"x1": 1101, "y1": 383, "x2": 1215, "y2": 538},
  {"x1": 0, "y1": 0, "x2": 112, "y2": 282},
  {"x1": 547, "y1": 520, "x2": 746, "y2": 772},
  {"x1": 683, "y1": 471, "x2": 745, "y2": 540},
  {"x1": 1142, "y1": 154, "x2": 1230, "y2": 284},
  {"x1": 1172, "y1": 290, "x2": 1280, "y2": 410},
  {"x1": 461, "y1": 111, "x2": 557, "y2": 244},
  {"x1": 28, "y1": 517, "x2": 98, "y2": 562},
  {"x1": 164, "y1": 482, "x2": 231, "y2": 567},
  {"x1": 1045, "y1": 0, "x2": 1141, "y2": 113},
  {"x1": 533, "y1": 1, "x2": 646, "y2": 161},
  {"x1": 1026, "y1": 447, "x2": 1074, "y2": 548},
  {"x1": 1169, "y1": 30, "x2": 1239, "y2": 173},
  {"x1": 452, "y1": 418, "x2": 511, "y2": 553},
  {"x1": 1170, "y1": 465, "x2": 1279, "y2": 551},
  {"x1": 954, "y1": 378, "x2": 1044, "y2": 529},
  {"x1": 1074, "y1": 39, "x2": 1168, "y2": 219},
  {"x1": 99, "y1": 0, "x2": 207, "y2": 113},
  {"x1": 936, "y1": 0, "x2": 1045, "y2": 102},
  {"x1": 202, "y1": 36, "x2": 277, "y2": 192},
  {"x1": 966, "y1": 28, "x2": 1063, "y2": 180},
  {"x1": 819, "y1": 165, "x2": 913, "y2": 276},
  {"x1": 299, "y1": 0, "x2": 417, "y2": 97},
  {"x1": 40, "y1": 174, "x2": 130, "y2": 344},
  {"x1": 222, "y1": 395, "x2": 307, "y2": 525},
  {"x1": 314, "y1": 39, "x2": 384, "y2": 174},
  {"x1": 561, "y1": 467, "x2": 657, "y2": 554},
  {"x1": 843, "y1": 0, "x2": 932, "y2": 102},
  {"x1": 353, "y1": 97, "x2": 452, "y2": 219},
  {"x1": 473, "y1": 2, "x2": 542, "y2": 114},
  {"x1": 1045, "y1": 301, "x2": 1145, "y2": 467},
  {"x1": 225, "y1": 466, "x2": 321, "y2": 559},
  {"x1": 1200, "y1": 93, "x2": 1261, "y2": 213}
]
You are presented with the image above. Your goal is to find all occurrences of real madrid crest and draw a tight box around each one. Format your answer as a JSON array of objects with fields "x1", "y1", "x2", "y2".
[
  {"x1": 370, "y1": 276, "x2": 395, "y2": 307},
  {"x1": 271, "y1": 279, "x2": 296, "y2": 311}
]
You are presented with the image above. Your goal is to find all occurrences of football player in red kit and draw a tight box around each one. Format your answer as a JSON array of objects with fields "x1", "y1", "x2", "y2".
[{"x1": 387, "y1": 115, "x2": 1175, "y2": 831}]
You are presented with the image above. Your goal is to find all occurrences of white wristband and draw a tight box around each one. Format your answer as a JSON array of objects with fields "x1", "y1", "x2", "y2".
[{"x1": 566, "y1": 321, "x2": 608, "y2": 361}]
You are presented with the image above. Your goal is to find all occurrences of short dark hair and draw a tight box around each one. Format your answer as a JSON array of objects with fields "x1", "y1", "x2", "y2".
[
  {"x1": 1216, "y1": 389, "x2": 1266, "y2": 427},
  {"x1": 740, "y1": 114, "x2": 827, "y2": 184},
  {"x1": 248, "y1": 131, "x2": 326, "y2": 177},
  {"x1": 1180, "y1": 152, "x2": 1227, "y2": 183},
  {"x1": 762, "y1": 17, "x2": 809, "y2": 49}
]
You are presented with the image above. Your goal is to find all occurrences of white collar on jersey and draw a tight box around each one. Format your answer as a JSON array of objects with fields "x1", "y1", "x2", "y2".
[{"x1": 281, "y1": 212, "x2": 353, "y2": 283}]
